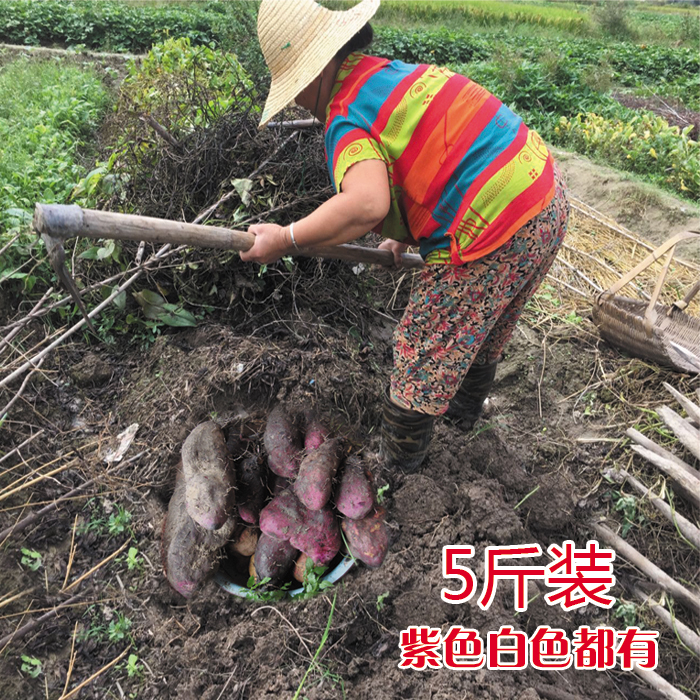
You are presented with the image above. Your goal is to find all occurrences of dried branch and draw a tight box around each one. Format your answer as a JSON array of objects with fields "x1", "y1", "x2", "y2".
[
  {"x1": 0, "y1": 243, "x2": 176, "y2": 389},
  {"x1": 58, "y1": 646, "x2": 130, "y2": 700},
  {"x1": 62, "y1": 540, "x2": 129, "y2": 593},
  {"x1": 633, "y1": 588, "x2": 700, "y2": 659},
  {"x1": 0, "y1": 594, "x2": 83, "y2": 650},
  {"x1": 593, "y1": 522, "x2": 700, "y2": 616},
  {"x1": 612, "y1": 468, "x2": 700, "y2": 550},
  {"x1": 663, "y1": 382, "x2": 700, "y2": 426}
]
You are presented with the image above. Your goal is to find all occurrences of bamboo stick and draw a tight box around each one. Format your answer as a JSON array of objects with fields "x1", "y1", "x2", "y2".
[
  {"x1": 629, "y1": 444, "x2": 700, "y2": 510},
  {"x1": 663, "y1": 383, "x2": 700, "y2": 426},
  {"x1": 656, "y1": 406, "x2": 700, "y2": 466},
  {"x1": 634, "y1": 667, "x2": 692, "y2": 700},
  {"x1": 592, "y1": 523, "x2": 700, "y2": 616},
  {"x1": 633, "y1": 588, "x2": 700, "y2": 658},
  {"x1": 615, "y1": 468, "x2": 700, "y2": 550},
  {"x1": 626, "y1": 428, "x2": 700, "y2": 483}
]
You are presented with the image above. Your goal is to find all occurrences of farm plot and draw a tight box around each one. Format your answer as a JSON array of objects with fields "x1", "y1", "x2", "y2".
[{"x1": 0, "y1": 3, "x2": 699, "y2": 700}]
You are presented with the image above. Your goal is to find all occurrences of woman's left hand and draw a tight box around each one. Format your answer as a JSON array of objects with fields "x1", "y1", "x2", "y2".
[{"x1": 239, "y1": 223, "x2": 289, "y2": 264}]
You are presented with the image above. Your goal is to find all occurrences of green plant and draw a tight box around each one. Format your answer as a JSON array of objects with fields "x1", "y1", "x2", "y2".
[
  {"x1": 293, "y1": 593, "x2": 337, "y2": 700},
  {"x1": 20, "y1": 548, "x2": 42, "y2": 571},
  {"x1": 126, "y1": 653, "x2": 142, "y2": 679},
  {"x1": 126, "y1": 546, "x2": 142, "y2": 572},
  {"x1": 0, "y1": 56, "x2": 109, "y2": 299},
  {"x1": 613, "y1": 492, "x2": 645, "y2": 537},
  {"x1": 613, "y1": 600, "x2": 638, "y2": 627},
  {"x1": 555, "y1": 112, "x2": 700, "y2": 200},
  {"x1": 298, "y1": 561, "x2": 334, "y2": 600},
  {"x1": 375, "y1": 483, "x2": 389, "y2": 504},
  {"x1": 592, "y1": 0, "x2": 637, "y2": 40},
  {"x1": 20, "y1": 655, "x2": 42, "y2": 679},
  {"x1": 376, "y1": 591, "x2": 389, "y2": 612},
  {"x1": 108, "y1": 612, "x2": 133, "y2": 644},
  {"x1": 107, "y1": 505, "x2": 133, "y2": 537},
  {"x1": 244, "y1": 576, "x2": 291, "y2": 603}
]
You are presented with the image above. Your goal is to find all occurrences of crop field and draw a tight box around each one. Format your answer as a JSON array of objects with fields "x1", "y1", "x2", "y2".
[{"x1": 0, "y1": 2, "x2": 699, "y2": 700}]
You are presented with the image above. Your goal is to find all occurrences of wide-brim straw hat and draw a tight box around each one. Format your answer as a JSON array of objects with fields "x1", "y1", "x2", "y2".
[{"x1": 257, "y1": 0, "x2": 380, "y2": 128}]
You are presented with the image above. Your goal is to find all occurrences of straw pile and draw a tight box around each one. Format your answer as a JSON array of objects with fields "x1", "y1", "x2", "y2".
[{"x1": 544, "y1": 196, "x2": 700, "y2": 317}]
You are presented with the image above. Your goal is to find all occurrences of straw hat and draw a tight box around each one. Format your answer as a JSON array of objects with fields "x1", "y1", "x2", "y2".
[{"x1": 257, "y1": 0, "x2": 380, "y2": 128}]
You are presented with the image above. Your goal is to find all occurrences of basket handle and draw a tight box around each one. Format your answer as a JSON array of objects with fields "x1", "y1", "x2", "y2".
[{"x1": 599, "y1": 231, "x2": 700, "y2": 337}]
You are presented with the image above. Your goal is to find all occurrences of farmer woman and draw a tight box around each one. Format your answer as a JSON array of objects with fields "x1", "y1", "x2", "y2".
[{"x1": 241, "y1": 0, "x2": 570, "y2": 473}]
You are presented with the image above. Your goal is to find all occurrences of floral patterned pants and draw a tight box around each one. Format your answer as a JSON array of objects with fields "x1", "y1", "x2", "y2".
[{"x1": 390, "y1": 165, "x2": 570, "y2": 416}]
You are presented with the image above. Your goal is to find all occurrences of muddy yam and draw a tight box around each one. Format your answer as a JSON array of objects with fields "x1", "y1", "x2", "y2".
[
  {"x1": 259, "y1": 488, "x2": 305, "y2": 541},
  {"x1": 303, "y1": 410, "x2": 329, "y2": 451},
  {"x1": 235, "y1": 454, "x2": 267, "y2": 524},
  {"x1": 341, "y1": 506, "x2": 389, "y2": 568},
  {"x1": 335, "y1": 456, "x2": 374, "y2": 520},
  {"x1": 162, "y1": 467, "x2": 220, "y2": 598},
  {"x1": 290, "y1": 506, "x2": 341, "y2": 566},
  {"x1": 252, "y1": 533, "x2": 298, "y2": 584},
  {"x1": 181, "y1": 421, "x2": 235, "y2": 531},
  {"x1": 294, "y1": 438, "x2": 340, "y2": 511},
  {"x1": 264, "y1": 405, "x2": 302, "y2": 479}
]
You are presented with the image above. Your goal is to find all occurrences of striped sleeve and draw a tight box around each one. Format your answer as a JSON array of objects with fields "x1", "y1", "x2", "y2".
[{"x1": 327, "y1": 124, "x2": 386, "y2": 193}]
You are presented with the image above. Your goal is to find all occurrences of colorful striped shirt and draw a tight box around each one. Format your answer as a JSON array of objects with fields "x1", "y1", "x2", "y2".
[{"x1": 324, "y1": 53, "x2": 556, "y2": 265}]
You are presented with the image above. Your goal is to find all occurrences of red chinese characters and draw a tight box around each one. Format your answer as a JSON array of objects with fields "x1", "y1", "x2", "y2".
[{"x1": 397, "y1": 626, "x2": 658, "y2": 671}]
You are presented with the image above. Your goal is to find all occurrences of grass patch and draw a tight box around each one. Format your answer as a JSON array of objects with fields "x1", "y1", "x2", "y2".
[{"x1": 0, "y1": 55, "x2": 109, "y2": 292}]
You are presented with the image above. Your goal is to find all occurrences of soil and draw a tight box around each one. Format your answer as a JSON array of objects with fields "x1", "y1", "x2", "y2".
[{"x1": 1, "y1": 155, "x2": 699, "y2": 700}]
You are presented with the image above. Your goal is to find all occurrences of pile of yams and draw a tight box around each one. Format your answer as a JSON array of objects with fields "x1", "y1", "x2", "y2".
[{"x1": 162, "y1": 406, "x2": 389, "y2": 598}]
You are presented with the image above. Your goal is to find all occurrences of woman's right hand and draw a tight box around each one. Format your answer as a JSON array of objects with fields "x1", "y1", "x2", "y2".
[{"x1": 378, "y1": 238, "x2": 411, "y2": 268}]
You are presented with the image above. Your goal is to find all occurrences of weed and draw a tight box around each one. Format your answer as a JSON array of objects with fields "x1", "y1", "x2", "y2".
[
  {"x1": 126, "y1": 653, "x2": 142, "y2": 679},
  {"x1": 126, "y1": 546, "x2": 142, "y2": 572},
  {"x1": 20, "y1": 655, "x2": 42, "y2": 679},
  {"x1": 612, "y1": 492, "x2": 645, "y2": 537},
  {"x1": 376, "y1": 591, "x2": 390, "y2": 612},
  {"x1": 108, "y1": 612, "x2": 133, "y2": 644},
  {"x1": 108, "y1": 505, "x2": 133, "y2": 537},
  {"x1": 613, "y1": 600, "x2": 638, "y2": 627},
  {"x1": 297, "y1": 561, "x2": 334, "y2": 600},
  {"x1": 244, "y1": 576, "x2": 291, "y2": 603},
  {"x1": 376, "y1": 484, "x2": 390, "y2": 504},
  {"x1": 293, "y1": 593, "x2": 338, "y2": 700},
  {"x1": 20, "y1": 548, "x2": 42, "y2": 572}
]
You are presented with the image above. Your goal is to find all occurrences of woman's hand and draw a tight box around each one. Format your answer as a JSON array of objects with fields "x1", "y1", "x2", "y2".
[
  {"x1": 378, "y1": 238, "x2": 410, "y2": 267},
  {"x1": 239, "y1": 223, "x2": 290, "y2": 264}
]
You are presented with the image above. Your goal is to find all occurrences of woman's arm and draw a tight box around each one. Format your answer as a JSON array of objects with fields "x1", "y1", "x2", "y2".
[{"x1": 240, "y1": 159, "x2": 390, "y2": 264}]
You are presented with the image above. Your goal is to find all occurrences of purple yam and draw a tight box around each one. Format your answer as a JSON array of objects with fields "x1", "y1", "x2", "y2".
[
  {"x1": 181, "y1": 421, "x2": 236, "y2": 531},
  {"x1": 236, "y1": 454, "x2": 267, "y2": 525},
  {"x1": 293, "y1": 438, "x2": 340, "y2": 511},
  {"x1": 341, "y1": 506, "x2": 389, "y2": 568},
  {"x1": 259, "y1": 488, "x2": 305, "y2": 541},
  {"x1": 253, "y1": 533, "x2": 298, "y2": 584},
  {"x1": 290, "y1": 506, "x2": 341, "y2": 567},
  {"x1": 335, "y1": 456, "x2": 374, "y2": 520},
  {"x1": 264, "y1": 405, "x2": 302, "y2": 479},
  {"x1": 303, "y1": 410, "x2": 329, "y2": 452},
  {"x1": 161, "y1": 467, "x2": 219, "y2": 599}
]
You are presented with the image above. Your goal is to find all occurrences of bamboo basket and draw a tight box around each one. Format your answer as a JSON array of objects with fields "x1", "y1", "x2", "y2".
[{"x1": 592, "y1": 231, "x2": 700, "y2": 374}]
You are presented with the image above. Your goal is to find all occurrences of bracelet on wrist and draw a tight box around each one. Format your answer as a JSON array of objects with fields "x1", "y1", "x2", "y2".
[{"x1": 289, "y1": 222, "x2": 300, "y2": 251}]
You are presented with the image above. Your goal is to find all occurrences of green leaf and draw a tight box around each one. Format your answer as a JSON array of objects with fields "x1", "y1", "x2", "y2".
[{"x1": 232, "y1": 178, "x2": 254, "y2": 206}]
